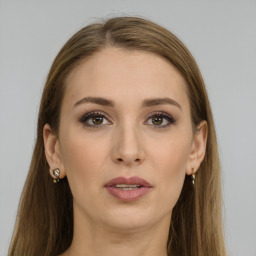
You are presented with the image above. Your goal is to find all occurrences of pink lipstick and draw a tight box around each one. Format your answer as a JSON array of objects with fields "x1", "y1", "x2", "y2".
[{"x1": 104, "y1": 176, "x2": 152, "y2": 202}]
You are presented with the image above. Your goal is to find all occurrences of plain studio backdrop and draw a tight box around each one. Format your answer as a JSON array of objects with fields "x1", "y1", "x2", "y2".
[{"x1": 0, "y1": 1, "x2": 255, "y2": 255}]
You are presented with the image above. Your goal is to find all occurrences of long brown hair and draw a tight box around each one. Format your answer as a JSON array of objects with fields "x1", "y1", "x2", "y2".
[{"x1": 9, "y1": 16, "x2": 226, "y2": 256}]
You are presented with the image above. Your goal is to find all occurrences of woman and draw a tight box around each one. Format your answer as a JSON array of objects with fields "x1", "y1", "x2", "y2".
[{"x1": 8, "y1": 16, "x2": 226, "y2": 256}]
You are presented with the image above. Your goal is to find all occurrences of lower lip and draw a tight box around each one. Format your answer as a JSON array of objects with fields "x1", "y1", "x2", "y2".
[{"x1": 105, "y1": 187, "x2": 151, "y2": 202}]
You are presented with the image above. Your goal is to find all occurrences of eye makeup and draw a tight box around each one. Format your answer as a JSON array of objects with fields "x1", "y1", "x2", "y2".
[
  {"x1": 144, "y1": 111, "x2": 176, "y2": 128},
  {"x1": 79, "y1": 110, "x2": 176, "y2": 129},
  {"x1": 79, "y1": 111, "x2": 112, "y2": 128}
]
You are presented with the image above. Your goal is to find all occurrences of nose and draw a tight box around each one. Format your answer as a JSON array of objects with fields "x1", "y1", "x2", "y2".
[{"x1": 111, "y1": 124, "x2": 145, "y2": 166}]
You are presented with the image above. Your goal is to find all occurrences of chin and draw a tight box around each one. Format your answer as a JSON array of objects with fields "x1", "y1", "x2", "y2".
[{"x1": 99, "y1": 205, "x2": 166, "y2": 232}]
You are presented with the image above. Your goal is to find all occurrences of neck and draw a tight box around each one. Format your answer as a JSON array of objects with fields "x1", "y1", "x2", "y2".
[{"x1": 63, "y1": 206, "x2": 170, "y2": 256}]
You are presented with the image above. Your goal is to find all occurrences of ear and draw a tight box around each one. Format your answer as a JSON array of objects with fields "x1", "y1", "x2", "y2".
[
  {"x1": 43, "y1": 123, "x2": 66, "y2": 179},
  {"x1": 186, "y1": 120, "x2": 208, "y2": 175}
]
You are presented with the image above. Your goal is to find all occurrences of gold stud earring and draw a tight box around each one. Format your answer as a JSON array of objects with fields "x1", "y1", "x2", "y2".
[
  {"x1": 53, "y1": 168, "x2": 60, "y2": 183},
  {"x1": 191, "y1": 168, "x2": 196, "y2": 185}
]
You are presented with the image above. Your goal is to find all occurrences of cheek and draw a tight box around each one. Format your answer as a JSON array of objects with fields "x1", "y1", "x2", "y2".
[
  {"x1": 59, "y1": 129, "x2": 108, "y2": 201},
  {"x1": 150, "y1": 135, "x2": 191, "y2": 207}
]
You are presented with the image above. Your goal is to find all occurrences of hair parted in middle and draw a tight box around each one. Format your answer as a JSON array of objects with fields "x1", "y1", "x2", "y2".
[{"x1": 8, "y1": 16, "x2": 225, "y2": 256}]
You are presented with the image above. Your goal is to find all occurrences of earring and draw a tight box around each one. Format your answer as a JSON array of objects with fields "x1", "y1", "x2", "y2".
[
  {"x1": 191, "y1": 168, "x2": 196, "y2": 185},
  {"x1": 53, "y1": 168, "x2": 60, "y2": 183}
]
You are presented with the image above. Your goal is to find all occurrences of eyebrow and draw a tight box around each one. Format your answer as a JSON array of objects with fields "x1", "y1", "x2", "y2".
[
  {"x1": 73, "y1": 97, "x2": 115, "y2": 108},
  {"x1": 73, "y1": 96, "x2": 182, "y2": 110},
  {"x1": 142, "y1": 97, "x2": 182, "y2": 110}
]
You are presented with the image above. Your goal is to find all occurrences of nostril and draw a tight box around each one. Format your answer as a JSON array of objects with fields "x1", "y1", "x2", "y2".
[{"x1": 116, "y1": 158, "x2": 140, "y2": 163}]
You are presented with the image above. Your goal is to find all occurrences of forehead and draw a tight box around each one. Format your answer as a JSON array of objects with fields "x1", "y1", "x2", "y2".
[{"x1": 63, "y1": 47, "x2": 189, "y2": 109}]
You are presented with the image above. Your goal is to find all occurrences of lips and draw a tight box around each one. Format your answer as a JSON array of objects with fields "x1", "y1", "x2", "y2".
[{"x1": 104, "y1": 176, "x2": 152, "y2": 202}]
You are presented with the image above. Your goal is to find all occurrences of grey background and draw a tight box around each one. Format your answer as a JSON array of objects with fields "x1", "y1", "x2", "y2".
[{"x1": 0, "y1": 0, "x2": 255, "y2": 255}]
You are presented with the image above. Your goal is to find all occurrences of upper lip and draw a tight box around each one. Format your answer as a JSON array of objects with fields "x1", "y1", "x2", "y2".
[{"x1": 105, "y1": 176, "x2": 153, "y2": 188}]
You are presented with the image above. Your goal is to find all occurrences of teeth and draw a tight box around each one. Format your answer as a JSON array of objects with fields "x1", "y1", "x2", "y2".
[
  {"x1": 118, "y1": 187, "x2": 138, "y2": 191},
  {"x1": 115, "y1": 184, "x2": 141, "y2": 189}
]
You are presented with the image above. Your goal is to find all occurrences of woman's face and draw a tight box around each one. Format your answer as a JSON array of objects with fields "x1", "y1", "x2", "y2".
[{"x1": 46, "y1": 47, "x2": 205, "y2": 232}]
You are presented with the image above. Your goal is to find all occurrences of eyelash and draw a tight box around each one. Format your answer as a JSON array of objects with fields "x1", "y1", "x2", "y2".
[
  {"x1": 145, "y1": 112, "x2": 176, "y2": 128},
  {"x1": 79, "y1": 111, "x2": 111, "y2": 128},
  {"x1": 79, "y1": 111, "x2": 176, "y2": 128}
]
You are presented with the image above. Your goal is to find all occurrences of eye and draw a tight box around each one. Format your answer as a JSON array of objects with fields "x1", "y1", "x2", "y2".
[
  {"x1": 80, "y1": 111, "x2": 111, "y2": 127},
  {"x1": 145, "y1": 112, "x2": 176, "y2": 128}
]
